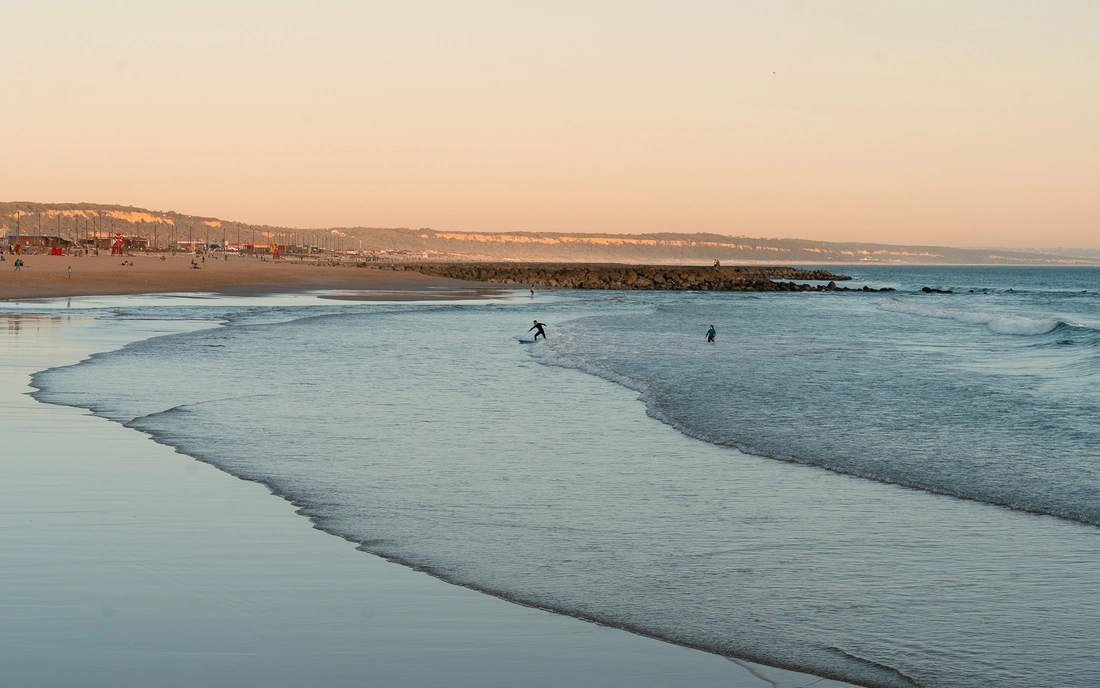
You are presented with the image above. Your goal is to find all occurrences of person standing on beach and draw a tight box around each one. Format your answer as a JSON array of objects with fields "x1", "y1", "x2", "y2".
[
  {"x1": 68, "y1": 266, "x2": 72, "y2": 279},
  {"x1": 529, "y1": 320, "x2": 547, "y2": 341},
  {"x1": 706, "y1": 325, "x2": 716, "y2": 343}
]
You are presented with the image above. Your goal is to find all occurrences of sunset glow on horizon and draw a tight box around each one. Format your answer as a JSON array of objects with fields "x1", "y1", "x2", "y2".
[{"x1": 3, "y1": 1, "x2": 1098, "y2": 248}]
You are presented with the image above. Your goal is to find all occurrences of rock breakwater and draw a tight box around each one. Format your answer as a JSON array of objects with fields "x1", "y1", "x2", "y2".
[{"x1": 374, "y1": 263, "x2": 865, "y2": 291}]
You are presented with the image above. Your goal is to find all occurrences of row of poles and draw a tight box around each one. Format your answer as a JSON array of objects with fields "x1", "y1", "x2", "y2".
[{"x1": 7, "y1": 210, "x2": 351, "y2": 254}]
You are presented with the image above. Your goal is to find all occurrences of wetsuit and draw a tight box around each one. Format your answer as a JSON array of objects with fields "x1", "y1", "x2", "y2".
[
  {"x1": 706, "y1": 327, "x2": 716, "y2": 342},
  {"x1": 529, "y1": 322, "x2": 547, "y2": 341}
]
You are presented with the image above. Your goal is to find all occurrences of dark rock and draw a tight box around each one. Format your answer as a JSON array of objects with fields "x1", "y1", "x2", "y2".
[{"x1": 400, "y1": 262, "x2": 853, "y2": 292}]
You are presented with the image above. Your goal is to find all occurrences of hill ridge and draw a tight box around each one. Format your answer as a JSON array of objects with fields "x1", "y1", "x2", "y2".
[{"x1": 2, "y1": 201, "x2": 1094, "y2": 265}]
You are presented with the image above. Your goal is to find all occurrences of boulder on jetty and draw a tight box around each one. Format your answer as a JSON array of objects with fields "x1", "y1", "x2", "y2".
[{"x1": 369, "y1": 262, "x2": 892, "y2": 292}]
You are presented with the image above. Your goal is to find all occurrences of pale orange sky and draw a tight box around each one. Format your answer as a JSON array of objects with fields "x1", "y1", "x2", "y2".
[{"x1": 2, "y1": 1, "x2": 1098, "y2": 248}]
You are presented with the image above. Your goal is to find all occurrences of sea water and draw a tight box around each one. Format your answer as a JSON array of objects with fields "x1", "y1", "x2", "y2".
[{"x1": 26, "y1": 266, "x2": 1100, "y2": 687}]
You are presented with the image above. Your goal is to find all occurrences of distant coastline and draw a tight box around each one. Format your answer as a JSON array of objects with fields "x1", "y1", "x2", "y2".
[
  {"x1": 0, "y1": 254, "x2": 859, "y2": 301},
  {"x1": 4, "y1": 201, "x2": 1097, "y2": 267}
]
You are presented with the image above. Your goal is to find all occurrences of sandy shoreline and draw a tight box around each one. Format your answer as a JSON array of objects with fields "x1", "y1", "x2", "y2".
[
  {"x1": 0, "y1": 254, "x2": 479, "y2": 301},
  {"x1": 1, "y1": 254, "x2": 856, "y2": 301},
  {"x1": 1, "y1": 306, "x2": 859, "y2": 688}
]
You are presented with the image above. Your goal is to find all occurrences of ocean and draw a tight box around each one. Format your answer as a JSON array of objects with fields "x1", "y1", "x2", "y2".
[{"x1": 27, "y1": 266, "x2": 1100, "y2": 687}]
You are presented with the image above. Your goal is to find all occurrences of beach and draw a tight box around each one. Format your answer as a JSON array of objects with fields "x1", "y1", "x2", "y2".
[
  {"x1": 1, "y1": 254, "x2": 861, "y2": 303},
  {"x1": 5, "y1": 266, "x2": 1099, "y2": 687},
  {"x1": 6, "y1": 2, "x2": 1096, "y2": 683},
  {"x1": 0, "y1": 303, "x2": 857, "y2": 688},
  {"x1": 0, "y1": 254, "x2": 479, "y2": 301}
]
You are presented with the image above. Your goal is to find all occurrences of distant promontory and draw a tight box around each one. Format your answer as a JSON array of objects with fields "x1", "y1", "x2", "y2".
[{"x1": 396, "y1": 263, "x2": 869, "y2": 292}]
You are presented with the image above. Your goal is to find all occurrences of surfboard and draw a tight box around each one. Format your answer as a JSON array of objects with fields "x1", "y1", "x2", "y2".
[{"x1": 518, "y1": 338, "x2": 535, "y2": 344}]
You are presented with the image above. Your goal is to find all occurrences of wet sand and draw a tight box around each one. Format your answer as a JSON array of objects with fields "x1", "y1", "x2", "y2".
[
  {"x1": 0, "y1": 254, "x2": 474, "y2": 301},
  {"x1": 0, "y1": 310, "x2": 858, "y2": 688}
]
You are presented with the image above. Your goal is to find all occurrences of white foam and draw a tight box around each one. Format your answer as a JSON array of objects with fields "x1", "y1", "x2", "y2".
[{"x1": 879, "y1": 299, "x2": 1060, "y2": 335}]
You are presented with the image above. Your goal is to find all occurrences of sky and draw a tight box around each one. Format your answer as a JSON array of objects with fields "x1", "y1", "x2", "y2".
[{"x1": 2, "y1": 1, "x2": 1098, "y2": 248}]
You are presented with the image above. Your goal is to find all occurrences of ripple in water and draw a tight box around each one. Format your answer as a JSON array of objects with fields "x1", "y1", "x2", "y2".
[{"x1": 30, "y1": 266, "x2": 1100, "y2": 687}]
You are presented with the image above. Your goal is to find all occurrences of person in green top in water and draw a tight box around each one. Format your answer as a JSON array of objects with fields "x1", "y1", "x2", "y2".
[{"x1": 706, "y1": 324, "x2": 716, "y2": 343}]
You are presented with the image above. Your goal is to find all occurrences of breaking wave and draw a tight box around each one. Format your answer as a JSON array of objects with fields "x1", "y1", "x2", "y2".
[{"x1": 878, "y1": 299, "x2": 1061, "y2": 335}]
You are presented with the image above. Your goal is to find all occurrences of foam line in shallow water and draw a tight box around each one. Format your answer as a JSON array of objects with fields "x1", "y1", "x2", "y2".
[
  {"x1": 529, "y1": 288, "x2": 1100, "y2": 526},
  {"x1": 27, "y1": 279, "x2": 1100, "y2": 687},
  {"x1": 877, "y1": 298, "x2": 1061, "y2": 335}
]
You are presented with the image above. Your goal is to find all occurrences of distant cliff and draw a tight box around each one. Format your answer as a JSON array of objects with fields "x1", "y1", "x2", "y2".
[
  {"x1": 404, "y1": 230, "x2": 1095, "y2": 265},
  {"x1": 2, "y1": 202, "x2": 1094, "y2": 265}
]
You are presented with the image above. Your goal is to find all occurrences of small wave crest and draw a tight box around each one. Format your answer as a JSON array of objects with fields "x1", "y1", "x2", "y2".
[
  {"x1": 879, "y1": 299, "x2": 1061, "y2": 336},
  {"x1": 529, "y1": 310, "x2": 1100, "y2": 528}
]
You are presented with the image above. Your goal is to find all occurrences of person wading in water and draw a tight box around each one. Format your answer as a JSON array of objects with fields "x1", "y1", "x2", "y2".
[
  {"x1": 706, "y1": 324, "x2": 716, "y2": 343},
  {"x1": 529, "y1": 320, "x2": 547, "y2": 341}
]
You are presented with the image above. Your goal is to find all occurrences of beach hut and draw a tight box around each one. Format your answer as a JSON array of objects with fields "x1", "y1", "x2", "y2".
[{"x1": 5, "y1": 232, "x2": 77, "y2": 250}]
